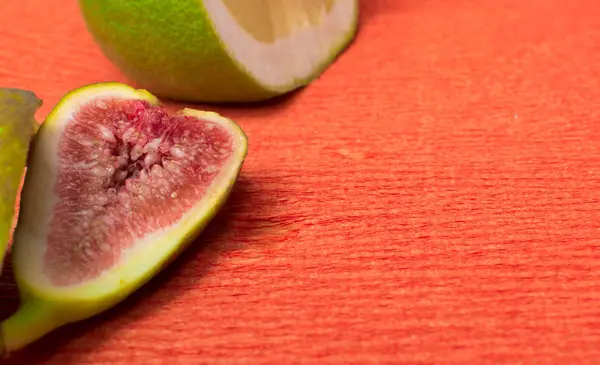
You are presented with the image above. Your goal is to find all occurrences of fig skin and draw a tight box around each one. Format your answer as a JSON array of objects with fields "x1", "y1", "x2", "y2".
[{"x1": 0, "y1": 88, "x2": 41, "y2": 276}]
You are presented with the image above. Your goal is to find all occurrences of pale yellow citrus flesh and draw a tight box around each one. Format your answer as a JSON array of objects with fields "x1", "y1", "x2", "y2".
[{"x1": 223, "y1": 0, "x2": 337, "y2": 44}]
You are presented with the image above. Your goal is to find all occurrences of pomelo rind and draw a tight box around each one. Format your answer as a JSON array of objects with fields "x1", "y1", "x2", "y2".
[{"x1": 3, "y1": 82, "x2": 248, "y2": 353}]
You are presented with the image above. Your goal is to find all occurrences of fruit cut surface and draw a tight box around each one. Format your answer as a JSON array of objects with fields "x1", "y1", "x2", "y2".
[
  {"x1": 222, "y1": 0, "x2": 337, "y2": 43},
  {"x1": 46, "y1": 98, "x2": 235, "y2": 286},
  {"x1": 202, "y1": 0, "x2": 357, "y2": 88},
  {"x1": 11, "y1": 83, "x2": 248, "y2": 297}
]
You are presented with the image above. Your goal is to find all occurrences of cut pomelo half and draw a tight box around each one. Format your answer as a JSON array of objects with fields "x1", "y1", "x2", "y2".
[
  {"x1": 1, "y1": 82, "x2": 248, "y2": 353},
  {"x1": 78, "y1": 0, "x2": 359, "y2": 103},
  {"x1": 0, "y1": 88, "x2": 41, "y2": 276}
]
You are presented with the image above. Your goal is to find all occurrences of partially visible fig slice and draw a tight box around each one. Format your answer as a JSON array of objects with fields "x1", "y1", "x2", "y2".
[
  {"x1": 0, "y1": 88, "x2": 41, "y2": 276},
  {"x1": 1, "y1": 82, "x2": 248, "y2": 353}
]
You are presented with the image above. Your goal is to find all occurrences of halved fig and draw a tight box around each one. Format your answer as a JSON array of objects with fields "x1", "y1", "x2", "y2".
[{"x1": 1, "y1": 82, "x2": 248, "y2": 353}]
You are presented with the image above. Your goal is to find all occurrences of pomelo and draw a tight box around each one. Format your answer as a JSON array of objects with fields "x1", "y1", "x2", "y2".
[
  {"x1": 78, "y1": 0, "x2": 359, "y2": 103},
  {"x1": 0, "y1": 88, "x2": 41, "y2": 276},
  {"x1": 1, "y1": 82, "x2": 248, "y2": 353}
]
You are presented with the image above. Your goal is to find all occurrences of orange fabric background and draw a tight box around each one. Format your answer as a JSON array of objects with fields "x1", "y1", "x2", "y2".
[{"x1": 2, "y1": 0, "x2": 600, "y2": 363}]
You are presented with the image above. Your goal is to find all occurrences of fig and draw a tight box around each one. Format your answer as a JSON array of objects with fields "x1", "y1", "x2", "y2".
[
  {"x1": 0, "y1": 88, "x2": 41, "y2": 276},
  {"x1": 0, "y1": 82, "x2": 248, "y2": 353}
]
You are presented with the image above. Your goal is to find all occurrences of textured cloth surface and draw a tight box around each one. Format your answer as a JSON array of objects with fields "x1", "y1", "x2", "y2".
[{"x1": 1, "y1": 0, "x2": 600, "y2": 364}]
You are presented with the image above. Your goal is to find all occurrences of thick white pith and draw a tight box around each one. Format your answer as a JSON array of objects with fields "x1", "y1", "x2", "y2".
[
  {"x1": 11, "y1": 85, "x2": 247, "y2": 300},
  {"x1": 202, "y1": 0, "x2": 357, "y2": 88}
]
